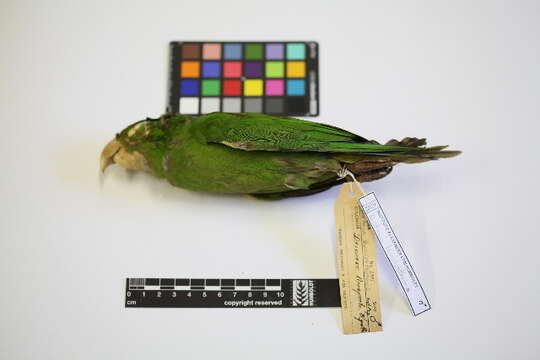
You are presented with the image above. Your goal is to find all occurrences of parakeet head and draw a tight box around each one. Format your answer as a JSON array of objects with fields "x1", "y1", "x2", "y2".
[{"x1": 100, "y1": 114, "x2": 185, "y2": 176}]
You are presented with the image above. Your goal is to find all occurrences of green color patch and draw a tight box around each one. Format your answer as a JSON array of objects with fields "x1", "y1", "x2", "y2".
[
  {"x1": 265, "y1": 61, "x2": 284, "y2": 78},
  {"x1": 245, "y1": 43, "x2": 263, "y2": 60},
  {"x1": 201, "y1": 79, "x2": 220, "y2": 96}
]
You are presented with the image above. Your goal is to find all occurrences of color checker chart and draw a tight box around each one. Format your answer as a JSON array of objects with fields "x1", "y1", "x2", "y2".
[{"x1": 168, "y1": 41, "x2": 319, "y2": 116}]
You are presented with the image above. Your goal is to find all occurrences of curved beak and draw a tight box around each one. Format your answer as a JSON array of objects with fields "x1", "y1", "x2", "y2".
[
  {"x1": 100, "y1": 138, "x2": 151, "y2": 173},
  {"x1": 100, "y1": 138, "x2": 122, "y2": 172}
]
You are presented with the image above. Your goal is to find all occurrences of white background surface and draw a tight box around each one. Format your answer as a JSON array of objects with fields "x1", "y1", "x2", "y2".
[{"x1": 1, "y1": 1, "x2": 539, "y2": 359}]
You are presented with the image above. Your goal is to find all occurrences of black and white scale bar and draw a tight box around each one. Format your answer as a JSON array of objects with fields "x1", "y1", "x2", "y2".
[{"x1": 126, "y1": 278, "x2": 340, "y2": 308}]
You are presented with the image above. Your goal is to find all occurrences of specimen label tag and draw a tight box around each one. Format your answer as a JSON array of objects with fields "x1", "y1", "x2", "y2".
[
  {"x1": 334, "y1": 183, "x2": 383, "y2": 334},
  {"x1": 359, "y1": 193, "x2": 431, "y2": 316}
]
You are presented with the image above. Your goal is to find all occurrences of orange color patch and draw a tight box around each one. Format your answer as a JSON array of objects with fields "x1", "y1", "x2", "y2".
[{"x1": 181, "y1": 61, "x2": 200, "y2": 78}]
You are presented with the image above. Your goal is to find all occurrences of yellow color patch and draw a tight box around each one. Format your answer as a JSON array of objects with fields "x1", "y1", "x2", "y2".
[
  {"x1": 244, "y1": 79, "x2": 263, "y2": 96},
  {"x1": 287, "y1": 61, "x2": 306, "y2": 78},
  {"x1": 181, "y1": 61, "x2": 200, "y2": 78}
]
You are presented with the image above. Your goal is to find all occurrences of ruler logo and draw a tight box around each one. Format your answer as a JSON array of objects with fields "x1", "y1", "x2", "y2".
[{"x1": 292, "y1": 280, "x2": 315, "y2": 306}]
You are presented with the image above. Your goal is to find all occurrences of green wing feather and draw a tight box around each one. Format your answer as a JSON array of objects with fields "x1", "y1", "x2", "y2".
[
  {"x1": 195, "y1": 113, "x2": 461, "y2": 161},
  {"x1": 194, "y1": 113, "x2": 408, "y2": 152}
]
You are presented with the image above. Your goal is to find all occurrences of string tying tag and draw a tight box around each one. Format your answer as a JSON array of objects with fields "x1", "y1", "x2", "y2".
[{"x1": 337, "y1": 167, "x2": 362, "y2": 194}]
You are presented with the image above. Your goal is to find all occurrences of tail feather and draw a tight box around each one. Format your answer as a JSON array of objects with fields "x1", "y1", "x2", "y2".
[
  {"x1": 385, "y1": 137, "x2": 427, "y2": 147},
  {"x1": 334, "y1": 137, "x2": 461, "y2": 164}
]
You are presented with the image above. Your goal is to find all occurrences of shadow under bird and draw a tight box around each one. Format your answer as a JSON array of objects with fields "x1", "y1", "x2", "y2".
[{"x1": 100, "y1": 113, "x2": 460, "y2": 199}]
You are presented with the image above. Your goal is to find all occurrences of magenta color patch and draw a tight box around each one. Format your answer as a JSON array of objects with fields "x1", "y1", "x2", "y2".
[{"x1": 265, "y1": 79, "x2": 284, "y2": 96}]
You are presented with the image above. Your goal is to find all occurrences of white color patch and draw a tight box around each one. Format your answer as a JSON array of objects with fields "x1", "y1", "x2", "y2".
[{"x1": 179, "y1": 97, "x2": 199, "y2": 114}]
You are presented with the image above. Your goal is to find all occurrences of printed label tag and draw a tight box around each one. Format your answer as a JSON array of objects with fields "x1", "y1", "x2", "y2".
[
  {"x1": 359, "y1": 193, "x2": 431, "y2": 316},
  {"x1": 334, "y1": 183, "x2": 383, "y2": 334}
]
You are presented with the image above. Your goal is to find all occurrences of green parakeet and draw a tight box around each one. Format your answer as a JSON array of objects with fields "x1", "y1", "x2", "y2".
[{"x1": 100, "y1": 113, "x2": 460, "y2": 199}]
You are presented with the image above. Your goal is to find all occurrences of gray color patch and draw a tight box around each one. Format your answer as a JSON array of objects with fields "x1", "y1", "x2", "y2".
[
  {"x1": 222, "y1": 98, "x2": 241, "y2": 112},
  {"x1": 265, "y1": 98, "x2": 284, "y2": 114},
  {"x1": 243, "y1": 98, "x2": 263, "y2": 113}
]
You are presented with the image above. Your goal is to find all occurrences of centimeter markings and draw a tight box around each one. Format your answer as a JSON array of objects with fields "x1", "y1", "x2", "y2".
[
  {"x1": 359, "y1": 193, "x2": 431, "y2": 316},
  {"x1": 128, "y1": 278, "x2": 282, "y2": 291},
  {"x1": 125, "y1": 278, "x2": 340, "y2": 308}
]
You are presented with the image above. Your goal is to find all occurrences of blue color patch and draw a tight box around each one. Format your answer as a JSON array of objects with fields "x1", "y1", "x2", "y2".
[
  {"x1": 286, "y1": 43, "x2": 305, "y2": 60},
  {"x1": 202, "y1": 61, "x2": 221, "y2": 77},
  {"x1": 180, "y1": 79, "x2": 200, "y2": 96},
  {"x1": 287, "y1": 79, "x2": 305, "y2": 96},
  {"x1": 223, "y1": 43, "x2": 242, "y2": 60}
]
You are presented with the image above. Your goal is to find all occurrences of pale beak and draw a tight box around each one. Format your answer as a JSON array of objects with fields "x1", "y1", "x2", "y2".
[
  {"x1": 100, "y1": 138, "x2": 151, "y2": 173},
  {"x1": 100, "y1": 138, "x2": 122, "y2": 172}
]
